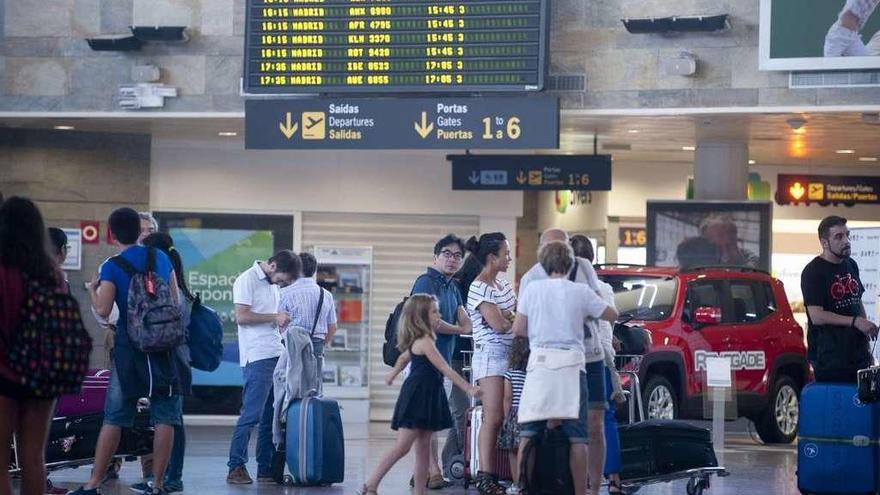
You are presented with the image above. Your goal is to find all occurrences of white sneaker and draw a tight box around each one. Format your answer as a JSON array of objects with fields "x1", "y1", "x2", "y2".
[{"x1": 506, "y1": 485, "x2": 522, "y2": 495}]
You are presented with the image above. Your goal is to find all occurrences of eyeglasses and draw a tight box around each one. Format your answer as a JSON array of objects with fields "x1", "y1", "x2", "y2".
[{"x1": 439, "y1": 250, "x2": 463, "y2": 260}]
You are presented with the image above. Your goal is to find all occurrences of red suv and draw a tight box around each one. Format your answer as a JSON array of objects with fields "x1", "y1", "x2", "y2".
[{"x1": 596, "y1": 265, "x2": 808, "y2": 444}]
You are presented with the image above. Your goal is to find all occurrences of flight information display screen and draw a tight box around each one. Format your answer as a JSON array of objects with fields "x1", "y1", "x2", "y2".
[{"x1": 244, "y1": 0, "x2": 549, "y2": 94}]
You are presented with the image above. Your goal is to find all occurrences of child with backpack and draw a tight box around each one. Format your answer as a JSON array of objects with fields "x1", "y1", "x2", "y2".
[
  {"x1": 359, "y1": 294, "x2": 481, "y2": 495},
  {"x1": 498, "y1": 337, "x2": 529, "y2": 495}
]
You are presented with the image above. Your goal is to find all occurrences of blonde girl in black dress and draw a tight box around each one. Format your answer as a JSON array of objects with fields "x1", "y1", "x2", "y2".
[{"x1": 359, "y1": 294, "x2": 481, "y2": 495}]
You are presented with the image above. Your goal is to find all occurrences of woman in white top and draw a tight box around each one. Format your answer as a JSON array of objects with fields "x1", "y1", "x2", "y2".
[{"x1": 465, "y1": 233, "x2": 516, "y2": 495}]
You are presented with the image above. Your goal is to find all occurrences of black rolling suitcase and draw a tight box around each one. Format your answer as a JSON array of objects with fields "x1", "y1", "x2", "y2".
[{"x1": 618, "y1": 419, "x2": 718, "y2": 480}]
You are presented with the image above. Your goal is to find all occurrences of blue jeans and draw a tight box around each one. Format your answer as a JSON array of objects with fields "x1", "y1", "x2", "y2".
[
  {"x1": 104, "y1": 364, "x2": 181, "y2": 427},
  {"x1": 227, "y1": 357, "x2": 277, "y2": 474},
  {"x1": 312, "y1": 338, "x2": 324, "y2": 396},
  {"x1": 166, "y1": 396, "x2": 186, "y2": 483}
]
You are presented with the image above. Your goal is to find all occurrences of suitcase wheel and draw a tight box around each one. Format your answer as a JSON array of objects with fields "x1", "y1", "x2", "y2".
[
  {"x1": 448, "y1": 455, "x2": 466, "y2": 482},
  {"x1": 282, "y1": 475, "x2": 294, "y2": 486}
]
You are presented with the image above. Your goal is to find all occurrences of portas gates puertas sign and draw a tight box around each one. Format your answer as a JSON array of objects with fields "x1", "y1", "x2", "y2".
[
  {"x1": 777, "y1": 174, "x2": 880, "y2": 206},
  {"x1": 449, "y1": 154, "x2": 612, "y2": 191},
  {"x1": 245, "y1": 97, "x2": 558, "y2": 150}
]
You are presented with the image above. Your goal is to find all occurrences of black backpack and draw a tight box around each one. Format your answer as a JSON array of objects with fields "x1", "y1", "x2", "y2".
[
  {"x1": 382, "y1": 298, "x2": 408, "y2": 367},
  {"x1": 521, "y1": 427, "x2": 575, "y2": 495},
  {"x1": 382, "y1": 275, "x2": 441, "y2": 367}
]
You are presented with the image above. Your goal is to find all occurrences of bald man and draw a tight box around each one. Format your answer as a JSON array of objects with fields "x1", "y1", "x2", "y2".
[{"x1": 517, "y1": 229, "x2": 618, "y2": 495}]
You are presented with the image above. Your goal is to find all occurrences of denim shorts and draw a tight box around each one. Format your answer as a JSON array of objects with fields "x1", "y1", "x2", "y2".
[
  {"x1": 472, "y1": 343, "x2": 510, "y2": 381},
  {"x1": 103, "y1": 367, "x2": 182, "y2": 428},
  {"x1": 584, "y1": 360, "x2": 608, "y2": 410},
  {"x1": 520, "y1": 371, "x2": 589, "y2": 444}
]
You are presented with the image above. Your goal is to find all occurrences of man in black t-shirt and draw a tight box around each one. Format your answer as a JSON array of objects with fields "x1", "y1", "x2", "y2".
[{"x1": 801, "y1": 215, "x2": 878, "y2": 383}]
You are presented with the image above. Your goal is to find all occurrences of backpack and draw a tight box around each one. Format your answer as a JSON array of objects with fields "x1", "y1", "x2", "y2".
[
  {"x1": 111, "y1": 248, "x2": 184, "y2": 353},
  {"x1": 382, "y1": 298, "x2": 408, "y2": 366},
  {"x1": 382, "y1": 275, "x2": 442, "y2": 367},
  {"x1": 187, "y1": 294, "x2": 224, "y2": 371},
  {"x1": 3, "y1": 275, "x2": 92, "y2": 398},
  {"x1": 520, "y1": 426, "x2": 575, "y2": 495}
]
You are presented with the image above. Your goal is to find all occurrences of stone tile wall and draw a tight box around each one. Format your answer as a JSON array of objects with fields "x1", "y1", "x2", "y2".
[
  {"x1": 0, "y1": 0, "x2": 878, "y2": 111},
  {"x1": 0, "y1": 129, "x2": 151, "y2": 367}
]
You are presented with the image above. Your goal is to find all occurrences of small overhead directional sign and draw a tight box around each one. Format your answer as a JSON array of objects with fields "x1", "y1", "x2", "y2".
[
  {"x1": 245, "y1": 97, "x2": 558, "y2": 149},
  {"x1": 450, "y1": 154, "x2": 612, "y2": 191}
]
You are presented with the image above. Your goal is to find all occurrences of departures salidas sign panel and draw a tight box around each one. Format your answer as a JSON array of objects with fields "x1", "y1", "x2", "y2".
[{"x1": 245, "y1": 97, "x2": 558, "y2": 149}]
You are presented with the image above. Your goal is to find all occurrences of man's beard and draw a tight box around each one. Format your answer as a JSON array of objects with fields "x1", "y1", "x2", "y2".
[{"x1": 831, "y1": 246, "x2": 851, "y2": 259}]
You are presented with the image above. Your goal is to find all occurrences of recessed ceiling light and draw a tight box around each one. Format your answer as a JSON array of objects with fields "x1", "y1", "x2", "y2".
[
  {"x1": 682, "y1": 146, "x2": 696, "y2": 151},
  {"x1": 748, "y1": 159, "x2": 756, "y2": 165},
  {"x1": 218, "y1": 131, "x2": 238, "y2": 137},
  {"x1": 627, "y1": 129, "x2": 640, "y2": 134},
  {"x1": 859, "y1": 157, "x2": 878, "y2": 162},
  {"x1": 836, "y1": 149, "x2": 856, "y2": 154},
  {"x1": 54, "y1": 125, "x2": 75, "y2": 130}
]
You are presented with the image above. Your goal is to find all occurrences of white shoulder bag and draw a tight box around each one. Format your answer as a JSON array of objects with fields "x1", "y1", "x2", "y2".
[{"x1": 517, "y1": 347, "x2": 585, "y2": 424}]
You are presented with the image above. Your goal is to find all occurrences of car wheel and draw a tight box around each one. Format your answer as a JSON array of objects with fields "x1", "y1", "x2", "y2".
[
  {"x1": 755, "y1": 376, "x2": 799, "y2": 444},
  {"x1": 643, "y1": 375, "x2": 678, "y2": 420}
]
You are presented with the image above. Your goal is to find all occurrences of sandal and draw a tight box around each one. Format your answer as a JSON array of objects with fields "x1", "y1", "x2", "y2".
[
  {"x1": 427, "y1": 474, "x2": 448, "y2": 490},
  {"x1": 357, "y1": 484, "x2": 378, "y2": 495},
  {"x1": 608, "y1": 478, "x2": 624, "y2": 494},
  {"x1": 475, "y1": 472, "x2": 507, "y2": 495}
]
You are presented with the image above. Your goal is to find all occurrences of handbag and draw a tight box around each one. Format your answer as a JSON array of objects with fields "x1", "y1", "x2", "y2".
[
  {"x1": 858, "y1": 365, "x2": 880, "y2": 404},
  {"x1": 518, "y1": 347, "x2": 585, "y2": 424}
]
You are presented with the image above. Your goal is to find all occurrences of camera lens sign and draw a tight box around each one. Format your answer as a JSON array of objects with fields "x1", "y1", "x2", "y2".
[{"x1": 245, "y1": 97, "x2": 559, "y2": 149}]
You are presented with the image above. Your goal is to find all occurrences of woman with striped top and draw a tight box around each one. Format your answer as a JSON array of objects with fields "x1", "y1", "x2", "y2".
[{"x1": 465, "y1": 232, "x2": 516, "y2": 495}]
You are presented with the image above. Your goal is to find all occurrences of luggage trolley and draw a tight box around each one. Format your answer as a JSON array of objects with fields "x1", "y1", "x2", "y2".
[{"x1": 614, "y1": 355, "x2": 729, "y2": 495}]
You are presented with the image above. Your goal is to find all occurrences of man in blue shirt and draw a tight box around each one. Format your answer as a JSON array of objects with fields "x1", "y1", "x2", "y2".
[
  {"x1": 410, "y1": 234, "x2": 472, "y2": 487},
  {"x1": 72, "y1": 208, "x2": 187, "y2": 495}
]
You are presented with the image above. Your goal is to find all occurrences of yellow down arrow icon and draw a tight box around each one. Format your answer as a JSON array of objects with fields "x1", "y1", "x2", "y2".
[
  {"x1": 414, "y1": 112, "x2": 434, "y2": 139},
  {"x1": 279, "y1": 112, "x2": 299, "y2": 139}
]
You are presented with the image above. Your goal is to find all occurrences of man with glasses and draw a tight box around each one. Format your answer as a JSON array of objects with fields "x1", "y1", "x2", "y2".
[{"x1": 408, "y1": 234, "x2": 472, "y2": 488}]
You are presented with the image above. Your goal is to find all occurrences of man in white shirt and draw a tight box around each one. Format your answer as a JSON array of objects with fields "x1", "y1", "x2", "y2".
[
  {"x1": 226, "y1": 251, "x2": 300, "y2": 484},
  {"x1": 279, "y1": 252, "x2": 337, "y2": 395},
  {"x1": 519, "y1": 229, "x2": 617, "y2": 495}
]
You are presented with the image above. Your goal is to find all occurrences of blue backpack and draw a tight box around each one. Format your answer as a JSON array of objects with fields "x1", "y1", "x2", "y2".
[{"x1": 187, "y1": 295, "x2": 223, "y2": 372}]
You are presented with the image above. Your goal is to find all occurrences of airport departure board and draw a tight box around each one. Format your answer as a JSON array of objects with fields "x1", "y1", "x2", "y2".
[{"x1": 244, "y1": 0, "x2": 549, "y2": 94}]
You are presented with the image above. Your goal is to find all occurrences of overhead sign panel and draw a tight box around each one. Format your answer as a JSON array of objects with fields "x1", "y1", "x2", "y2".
[
  {"x1": 244, "y1": 0, "x2": 549, "y2": 94},
  {"x1": 777, "y1": 174, "x2": 880, "y2": 205},
  {"x1": 245, "y1": 97, "x2": 559, "y2": 149},
  {"x1": 449, "y1": 154, "x2": 611, "y2": 191}
]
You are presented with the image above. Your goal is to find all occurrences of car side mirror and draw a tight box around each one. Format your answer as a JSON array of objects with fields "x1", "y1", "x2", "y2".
[{"x1": 693, "y1": 306, "x2": 722, "y2": 327}]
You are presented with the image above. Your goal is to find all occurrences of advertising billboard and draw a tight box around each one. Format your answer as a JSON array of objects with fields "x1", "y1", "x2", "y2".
[
  {"x1": 155, "y1": 212, "x2": 293, "y2": 412},
  {"x1": 646, "y1": 201, "x2": 773, "y2": 272},
  {"x1": 760, "y1": 0, "x2": 880, "y2": 71}
]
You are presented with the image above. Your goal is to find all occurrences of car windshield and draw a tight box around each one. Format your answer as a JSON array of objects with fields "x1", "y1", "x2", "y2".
[{"x1": 598, "y1": 275, "x2": 678, "y2": 321}]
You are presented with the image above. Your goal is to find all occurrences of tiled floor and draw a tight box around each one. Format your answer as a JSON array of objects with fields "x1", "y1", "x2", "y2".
[{"x1": 39, "y1": 421, "x2": 803, "y2": 495}]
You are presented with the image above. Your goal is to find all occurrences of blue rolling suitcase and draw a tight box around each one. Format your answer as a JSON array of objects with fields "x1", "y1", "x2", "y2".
[
  {"x1": 798, "y1": 383, "x2": 880, "y2": 495},
  {"x1": 285, "y1": 395, "x2": 345, "y2": 486}
]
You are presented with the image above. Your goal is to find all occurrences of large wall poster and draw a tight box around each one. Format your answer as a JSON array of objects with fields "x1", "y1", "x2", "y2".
[{"x1": 760, "y1": 0, "x2": 880, "y2": 70}]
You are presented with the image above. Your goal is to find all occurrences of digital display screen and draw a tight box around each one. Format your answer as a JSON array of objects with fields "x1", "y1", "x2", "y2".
[
  {"x1": 244, "y1": 0, "x2": 549, "y2": 94},
  {"x1": 646, "y1": 201, "x2": 773, "y2": 272}
]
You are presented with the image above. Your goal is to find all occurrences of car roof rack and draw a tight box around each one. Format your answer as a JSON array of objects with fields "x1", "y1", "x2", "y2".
[{"x1": 681, "y1": 265, "x2": 770, "y2": 275}]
